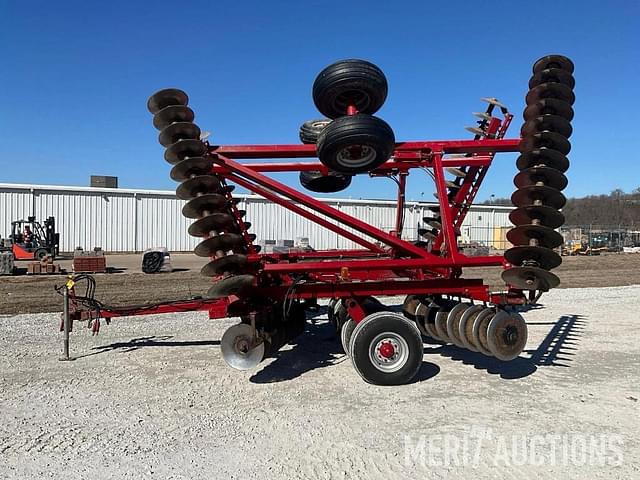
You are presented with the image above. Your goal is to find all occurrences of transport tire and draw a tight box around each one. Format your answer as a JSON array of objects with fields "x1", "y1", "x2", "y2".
[
  {"x1": 312, "y1": 59, "x2": 388, "y2": 119},
  {"x1": 299, "y1": 170, "x2": 352, "y2": 193},
  {"x1": 349, "y1": 312, "x2": 423, "y2": 385},
  {"x1": 341, "y1": 319, "x2": 356, "y2": 354},
  {"x1": 316, "y1": 114, "x2": 395, "y2": 174},
  {"x1": 299, "y1": 119, "x2": 331, "y2": 144}
]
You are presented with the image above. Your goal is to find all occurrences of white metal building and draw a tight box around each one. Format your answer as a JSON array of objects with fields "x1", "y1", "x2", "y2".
[{"x1": 0, "y1": 183, "x2": 514, "y2": 253}]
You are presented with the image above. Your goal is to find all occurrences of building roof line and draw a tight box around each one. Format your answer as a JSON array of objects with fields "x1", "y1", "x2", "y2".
[{"x1": 0, "y1": 182, "x2": 515, "y2": 210}]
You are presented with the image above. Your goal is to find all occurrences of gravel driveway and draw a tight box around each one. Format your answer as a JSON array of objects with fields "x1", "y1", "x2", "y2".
[{"x1": 1, "y1": 287, "x2": 638, "y2": 479}]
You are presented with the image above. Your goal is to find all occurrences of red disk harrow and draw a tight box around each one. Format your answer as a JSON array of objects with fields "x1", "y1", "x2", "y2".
[{"x1": 68, "y1": 55, "x2": 574, "y2": 385}]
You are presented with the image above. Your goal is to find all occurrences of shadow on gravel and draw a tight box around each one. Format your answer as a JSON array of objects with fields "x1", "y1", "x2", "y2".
[
  {"x1": 250, "y1": 316, "x2": 441, "y2": 384},
  {"x1": 250, "y1": 320, "x2": 343, "y2": 384},
  {"x1": 525, "y1": 314, "x2": 585, "y2": 367},
  {"x1": 426, "y1": 345, "x2": 538, "y2": 379},
  {"x1": 76, "y1": 335, "x2": 220, "y2": 358},
  {"x1": 423, "y1": 313, "x2": 586, "y2": 378}
]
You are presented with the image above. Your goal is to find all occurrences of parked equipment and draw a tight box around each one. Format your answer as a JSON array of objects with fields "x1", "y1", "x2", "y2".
[
  {"x1": 9, "y1": 216, "x2": 59, "y2": 260},
  {"x1": 66, "y1": 55, "x2": 573, "y2": 385}
]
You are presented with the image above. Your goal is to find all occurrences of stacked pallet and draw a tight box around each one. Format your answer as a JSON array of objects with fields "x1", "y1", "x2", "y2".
[
  {"x1": 26, "y1": 255, "x2": 62, "y2": 275},
  {"x1": 72, "y1": 247, "x2": 107, "y2": 273},
  {"x1": 0, "y1": 252, "x2": 15, "y2": 275}
]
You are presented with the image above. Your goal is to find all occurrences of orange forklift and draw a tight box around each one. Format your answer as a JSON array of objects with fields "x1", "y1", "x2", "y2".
[{"x1": 8, "y1": 216, "x2": 59, "y2": 260}]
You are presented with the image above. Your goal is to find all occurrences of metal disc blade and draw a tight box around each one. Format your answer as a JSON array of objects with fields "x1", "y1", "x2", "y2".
[
  {"x1": 528, "y1": 68, "x2": 575, "y2": 90},
  {"x1": 445, "y1": 180, "x2": 459, "y2": 189},
  {"x1": 188, "y1": 213, "x2": 234, "y2": 237},
  {"x1": 465, "y1": 126, "x2": 485, "y2": 136},
  {"x1": 402, "y1": 295, "x2": 421, "y2": 321},
  {"x1": 511, "y1": 185, "x2": 566, "y2": 209},
  {"x1": 434, "y1": 310, "x2": 453, "y2": 343},
  {"x1": 176, "y1": 175, "x2": 222, "y2": 200},
  {"x1": 532, "y1": 54, "x2": 574, "y2": 75},
  {"x1": 472, "y1": 112, "x2": 492, "y2": 121},
  {"x1": 182, "y1": 194, "x2": 228, "y2": 219},
  {"x1": 509, "y1": 205, "x2": 565, "y2": 229},
  {"x1": 471, "y1": 309, "x2": 495, "y2": 356},
  {"x1": 521, "y1": 114, "x2": 573, "y2": 138},
  {"x1": 194, "y1": 233, "x2": 245, "y2": 257},
  {"x1": 220, "y1": 322, "x2": 265, "y2": 370},
  {"x1": 170, "y1": 157, "x2": 212, "y2": 182},
  {"x1": 526, "y1": 83, "x2": 575, "y2": 106},
  {"x1": 507, "y1": 224, "x2": 564, "y2": 249},
  {"x1": 504, "y1": 245, "x2": 562, "y2": 270},
  {"x1": 446, "y1": 303, "x2": 472, "y2": 348},
  {"x1": 164, "y1": 139, "x2": 207, "y2": 164},
  {"x1": 480, "y1": 97, "x2": 507, "y2": 109},
  {"x1": 201, "y1": 254, "x2": 249, "y2": 276},
  {"x1": 147, "y1": 88, "x2": 188, "y2": 114},
  {"x1": 418, "y1": 228, "x2": 437, "y2": 241},
  {"x1": 458, "y1": 305, "x2": 484, "y2": 352},
  {"x1": 446, "y1": 167, "x2": 467, "y2": 178},
  {"x1": 426, "y1": 219, "x2": 442, "y2": 230},
  {"x1": 206, "y1": 274, "x2": 255, "y2": 299},
  {"x1": 524, "y1": 99, "x2": 574, "y2": 122},
  {"x1": 414, "y1": 303, "x2": 430, "y2": 336},
  {"x1": 159, "y1": 122, "x2": 201, "y2": 147},
  {"x1": 153, "y1": 105, "x2": 195, "y2": 130},
  {"x1": 502, "y1": 266, "x2": 560, "y2": 291},
  {"x1": 516, "y1": 148, "x2": 569, "y2": 173},
  {"x1": 487, "y1": 311, "x2": 528, "y2": 361},
  {"x1": 428, "y1": 206, "x2": 440, "y2": 213},
  {"x1": 519, "y1": 131, "x2": 571, "y2": 155},
  {"x1": 514, "y1": 166, "x2": 568, "y2": 191}
]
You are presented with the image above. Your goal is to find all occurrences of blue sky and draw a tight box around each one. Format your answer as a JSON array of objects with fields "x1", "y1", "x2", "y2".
[{"x1": 0, "y1": 0, "x2": 638, "y2": 201}]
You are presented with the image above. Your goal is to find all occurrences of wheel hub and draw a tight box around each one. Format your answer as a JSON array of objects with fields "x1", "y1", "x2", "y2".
[
  {"x1": 368, "y1": 332, "x2": 409, "y2": 373},
  {"x1": 337, "y1": 145, "x2": 376, "y2": 168},
  {"x1": 503, "y1": 325, "x2": 519, "y2": 346},
  {"x1": 378, "y1": 341, "x2": 395, "y2": 359}
]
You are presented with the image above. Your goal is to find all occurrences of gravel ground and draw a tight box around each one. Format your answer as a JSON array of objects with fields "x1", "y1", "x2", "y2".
[{"x1": 1, "y1": 286, "x2": 639, "y2": 479}]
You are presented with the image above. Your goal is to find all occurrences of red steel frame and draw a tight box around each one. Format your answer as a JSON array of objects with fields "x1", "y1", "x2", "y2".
[{"x1": 69, "y1": 104, "x2": 525, "y2": 324}]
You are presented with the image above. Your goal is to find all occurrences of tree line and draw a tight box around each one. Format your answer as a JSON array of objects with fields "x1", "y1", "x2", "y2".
[{"x1": 481, "y1": 188, "x2": 640, "y2": 227}]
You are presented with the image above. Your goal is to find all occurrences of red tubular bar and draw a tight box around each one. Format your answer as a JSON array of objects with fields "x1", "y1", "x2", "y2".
[
  {"x1": 226, "y1": 173, "x2": 386, "y2": 253},
  {"x1": 211, "y1": 138, "x2": 520, "y2": 159},
  {"x1": 262, "y1": 255, "x2": 503, "y2": 273},
  {"x1": 214, "y1": 153, "x2": 436, "y2": 258}
]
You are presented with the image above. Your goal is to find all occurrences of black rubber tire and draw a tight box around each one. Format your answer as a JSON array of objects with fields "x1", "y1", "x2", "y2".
[
  {"x1": 142, "y1": 251, "x2": 164, "y2": 273},
  {"x1": 340, "y1": 297, "x2": 388, "y2": 355},
  {"x1": 317, "y1": 114, "x2": 395, "y2": 174},
  {"x1": 312, "y1": 59, "x2": 388, "y2": 119},
  {"x1": 299, "y1": 170, "x2": 352, "y2": 193},
  {"x1": 34, "y1": 249, "x2": 48, "y2": 261},
  {"x1": 327, "y1": 298, "x2": 337, "y2": 328},
  {"x1": 299, "y1": 119, "x2": 331, "y2": 144},
  {"x1": 335, "y1": 302, "x2": 349, "y2": 335},
  {"x1": 341, "y1": 319, "x2": 357, "y2": 354},
  {"x1": 350, "y1": 312, "x2": 423, "y2": 385}
]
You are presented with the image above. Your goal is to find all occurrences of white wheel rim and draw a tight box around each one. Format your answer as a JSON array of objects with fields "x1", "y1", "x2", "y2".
[{"x1": 368, "y1": 332, "x2": 410, "y2": 373}]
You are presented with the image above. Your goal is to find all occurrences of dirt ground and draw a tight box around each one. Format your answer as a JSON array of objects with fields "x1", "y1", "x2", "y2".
[
  {"x1": 1, "y1": 253, "x2": 640, "y2": 315},
  {"x1": 0, "y1": 287, "x2": 638, "y2": 479}
]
